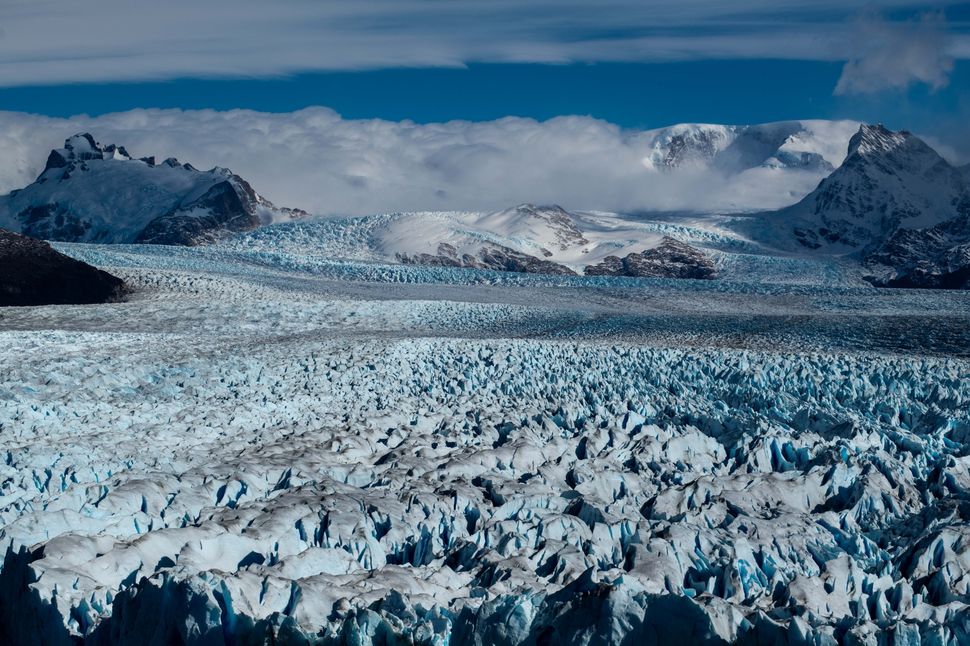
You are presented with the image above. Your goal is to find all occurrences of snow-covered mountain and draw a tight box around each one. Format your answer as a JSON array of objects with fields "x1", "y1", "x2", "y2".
[
  {"x1": 642, "y1": 120, "x2": 859, "y2": 174},
  {"x1": 380, "y1": 204, "x2": 734, "y2": 278},
  {"x1": 0, "y1": 133, "x2": 305, "y2": 245},
  {"x1": 636, "y1": 120, "x2": 863, "y2": 213},
  {"x1": 778, "y1": 125, "x2": 968, "y2": 250},
  {"x1": 746, "y1": 124, "x2": 970, "y2": 288},
  {"x1": 391, "y1": 204, "x2": 589, "y2": 274}
]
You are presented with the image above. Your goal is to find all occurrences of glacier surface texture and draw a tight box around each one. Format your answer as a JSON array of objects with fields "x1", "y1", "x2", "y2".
[{"x1": 1, "y1": 242, "x2": 969, "y2": 645}]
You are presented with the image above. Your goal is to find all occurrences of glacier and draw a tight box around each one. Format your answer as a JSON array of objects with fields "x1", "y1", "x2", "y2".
[{"x1": 1, "y1": 241, "x2": 969, "y2": 645}]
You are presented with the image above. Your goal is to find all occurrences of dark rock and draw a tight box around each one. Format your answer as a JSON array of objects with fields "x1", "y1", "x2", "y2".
[
  {"x1": 476, "y1": 245, "x2": 577, "y2": 275},
  {"x1": 18, "y1": 204, "x2": 92, "y2": 242},
  {"x1": 864, "y1": 210, "x2": 970, "y2": 289},
  {"x1": 43, "y1": 149, "x2": 69, "y2": 172},
  {"x1": 0, "y1": 228, "x2": 126, "y2": 306},
  {"x1": 136, "y1": 178, "x2": 264, "y2": 246},
  {"x1": 397, "y1": 241, "x2": 576, "y2": 276},
  {"x1": 584, "y1": 237, "x2": 717, "y2": 279}
]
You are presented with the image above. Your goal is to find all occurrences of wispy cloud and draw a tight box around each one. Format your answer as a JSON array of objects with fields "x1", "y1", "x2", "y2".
[
  {"x1": 0, "y1": 1, "x2": 965, "y2": 86},
  {"x1": 835, "y1": 11, "x2": 955, "y2": 95}
]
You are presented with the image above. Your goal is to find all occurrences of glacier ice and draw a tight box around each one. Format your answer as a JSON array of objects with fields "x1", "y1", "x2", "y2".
[{"x1": 0, "y1": 247, "x2": 969, "y2": 645}]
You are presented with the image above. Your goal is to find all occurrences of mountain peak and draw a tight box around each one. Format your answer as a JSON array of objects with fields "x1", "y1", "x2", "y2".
[
  {"x1": 762, "y1": 122, "x2": 970, "y2": 282},
  {"x1": 846, "y1": 124, "x2": 915, "y2": 158},
  {"x1": 512, "y1": 203, "x2": 567, "y2": 216},
  {"x1": 43, "y1": 133, "x2": 137, "y2": 175},
  {"x1": 63, "y1": 133, "x2": 100, "y2": 155}
]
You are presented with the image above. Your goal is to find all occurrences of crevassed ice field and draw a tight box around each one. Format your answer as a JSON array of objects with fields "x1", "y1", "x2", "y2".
[{"x1": 2, "y1": 229, "x2": 969, "y2": 645}]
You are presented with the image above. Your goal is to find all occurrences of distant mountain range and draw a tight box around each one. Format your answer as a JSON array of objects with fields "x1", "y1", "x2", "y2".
[{"x1": 1, "y1": 123, "x2": 969, "y2": 289}]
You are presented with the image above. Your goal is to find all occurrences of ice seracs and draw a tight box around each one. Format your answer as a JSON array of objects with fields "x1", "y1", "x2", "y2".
[
  {"x1": 0, "y1": 133, "x2": 306, "y2": 246},
  {"x1": 0, "y1": 235, "x2": 968, "y2": 644}
]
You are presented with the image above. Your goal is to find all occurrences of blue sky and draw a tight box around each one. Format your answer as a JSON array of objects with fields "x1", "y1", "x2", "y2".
[
  {"x1": 0, "y1": 59, "x2": 967, "y2": 137},
  {"x1": 0, "y1": 1, "x2": 967, "y2": 134}
]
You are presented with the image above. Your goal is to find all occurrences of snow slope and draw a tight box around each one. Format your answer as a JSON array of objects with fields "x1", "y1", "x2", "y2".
[{"x1": 0, "y1": 243, "x2": 969, "y2": 644}]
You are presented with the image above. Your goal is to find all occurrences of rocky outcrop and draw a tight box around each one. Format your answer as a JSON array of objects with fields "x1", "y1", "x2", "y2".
[
  {"x1": 0, "y1": 228, "x2": 125, "y2": 306},
  {"x1": 584, "y1": 236, "x2": 717, "y2": 279},
  {"x1": 864, "y1": 211, "x2": 970, "y2": 289},
  {"x1": 397, "y1": 241, "x2": 576, "y2": 276}
]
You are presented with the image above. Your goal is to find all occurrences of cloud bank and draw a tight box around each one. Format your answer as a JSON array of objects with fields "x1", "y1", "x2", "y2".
[
  {"x1": 0, "y1": 109, "x2": 861, "y2": 216},
  {"x1": 0, "y1": 1, "x2": 966, "y2": 86},
  {"x1": 835, "y1": 11, "x2": 955, "y2": 95}
]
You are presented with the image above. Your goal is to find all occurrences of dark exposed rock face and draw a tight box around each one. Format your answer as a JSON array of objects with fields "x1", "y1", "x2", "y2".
[
  {"x1": 0, "y1": 133, "x2": 306, "y2": 246},
  {"x1": 135, "y1": 177, "x2": 292, "y2": 246},
  {"x1": 397, "y1": 242, "x2": 576, "y2": 276},
  {"x1": 475, "y1": 245, "x2": 577, "y2": 275},
  {"x1": 0, "y1": 228, "x2": 126, "y2": 306},
  {"x1": 864, "y1": 209, "x2": 970, "y2": 289},
  {"x1": 584, "y1": 237, "x2": 717, "y2": 280}
]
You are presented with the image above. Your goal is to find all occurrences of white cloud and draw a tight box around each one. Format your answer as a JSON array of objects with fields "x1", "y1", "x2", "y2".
[
  {"x1": 0, "y1": 1, "x2": 964, "y2": 86},
  {"x1": 835, "y1": 11, "x2": 955, "y2": 95},
  {"x1": 0, "y1": 108, "x2": 860, "y2": 216}
]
